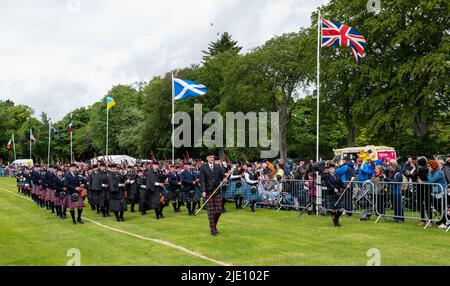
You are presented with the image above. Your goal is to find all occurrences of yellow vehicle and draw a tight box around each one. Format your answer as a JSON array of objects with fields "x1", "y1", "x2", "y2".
[{"x1": 332, "y1": 145, "x2": 396, "y2": 163}]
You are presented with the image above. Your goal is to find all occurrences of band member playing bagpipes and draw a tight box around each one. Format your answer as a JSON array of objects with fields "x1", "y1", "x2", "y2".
[
  {"x1": 64, "y1": 163, "x2": 84, "y2": 225},
  {"x1": 107, "y1": 164, "x2": 127, "y2": 222},
  {"x1": 199, "y1": 153, "x2": 227, "y2": 236},
  {"x1": 244, "y1": 164, "x2": 259, "y2": 212},
  {"x1": 146, "y1": 162, "x2": 167, "y2": 219},
  {"x1": 126, "y1": 166, "x2": 139, "y2": 213},
  {"x1": 181, "y1": 163, "x2": 197, "y2": 216},
  {"x1": 230, "y1": 163, "x2": 244, "y2": 209}
]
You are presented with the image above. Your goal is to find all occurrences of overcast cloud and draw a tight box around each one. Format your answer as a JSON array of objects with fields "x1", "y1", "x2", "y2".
[{"x1": 0, "y1": 0, "x2": 329, "y2": 121}]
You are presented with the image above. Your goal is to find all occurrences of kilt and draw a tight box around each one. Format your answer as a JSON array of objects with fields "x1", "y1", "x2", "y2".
[
  {"x1": 45, "y1": 188, "x2": 56, "y2": 202},
  {"x1": 31, "y1": 185, "x2": 39, "y2": 195},
  {"x1": 53, "y1": 196, "x2": 63, "y2": 206},
  {"x1": 324, "y1": 192, "x2": 342, "y2": 210},
  {"x1": 206, "y1": 193, "x2": 223, "y2": 216},
  {"x1": 229, "y1": 180, "x2": 244, "y2": 196},
  {"x1": 109, "y1": 198, "x2": 127, "y2": 212},
  {"x1": 182, "y1": 190, "x2": 196, "y2": 203},
  {"x1": 193, "y1": 186, "x2": 202, "y2": 202},
  {"x1": 166, "y1": 189, "x2": 182, "y2": 201},
  {"x1": 64, "y1": 193, "x2": 84, "y2": 209},
  {"x1": 97, "y1": 189, "x2": 109, "y2": 207},
  {"x1": 40, "y1": 188, "x2": 47, "y2": 199},
  {"x1": 244, "y1": 183, "x2": 259, "y2": 201},
  {"x1": 221, "y1": 183, "x2": 233, "y2": 199}
]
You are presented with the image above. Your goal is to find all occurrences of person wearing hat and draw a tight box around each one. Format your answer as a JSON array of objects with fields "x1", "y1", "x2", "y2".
[
  {"x1": 136, "y1": 168, "x2": 148, "y2": 215},
  {"x1": 230, "y1": 163, "x2": 244, "y2": 209},
  {"x1": 126, "y1": 166, "x2": 139, "y2": 213},
  {"x1": 30, "y1": 165, "x2": 41, "y2": 205},
  {"x1": 181, "y1": 163, "x2": 196, "y2": 216},
  {"x1": 64, "y1": 163, "x2": 84, "y2": 225},
  {"x1": 167, "y1": 165, "x2": 182, "y2": 213},
  {"x1": 244, "y1": 164, "x2": 259, "y2": 212},
  {"x1": 54, "y1": 168, "x2": 66, "y2": 219},
  {"x1": 145, "y1": 161, "x2": 166, "y2": 219},
  {"x1": 199, "y1": 152, "x2": 226, "y2": 236},
  {"x1": 322, "y1": 163, "x2": 345, "y2": 226},
  {"x1": 107, "y1": 164, "x2": 127, "y2": 222},
  {"x1": 45, "y1": 165, "x2": 58, "y2": 214},
  {"x1": 98, "y1": 162, "x2": 110, "y2": 217},
  {"x1": 89, "y1": 164, "x2": 103, "y2": 214}
]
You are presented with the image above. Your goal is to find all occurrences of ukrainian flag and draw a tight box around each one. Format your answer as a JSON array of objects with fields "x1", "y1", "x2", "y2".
[{"x1": 106, "y1": 97, "x2": 116, "y2": 110}]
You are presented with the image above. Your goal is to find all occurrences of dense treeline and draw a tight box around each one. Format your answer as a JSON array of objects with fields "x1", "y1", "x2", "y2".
[{"x1": 1, "y1": 0, "x2": 448, "y2": 164}]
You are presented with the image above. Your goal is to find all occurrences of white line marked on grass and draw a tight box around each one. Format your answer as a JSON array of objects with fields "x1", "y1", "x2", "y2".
[{"x1": 0, "y1": 186, "x2": 231, "y2": 266}]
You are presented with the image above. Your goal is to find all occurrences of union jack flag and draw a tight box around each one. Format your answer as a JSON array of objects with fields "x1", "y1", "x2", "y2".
[{"x1": 321, "y1": 19, "x2": 366, "y2": 64}]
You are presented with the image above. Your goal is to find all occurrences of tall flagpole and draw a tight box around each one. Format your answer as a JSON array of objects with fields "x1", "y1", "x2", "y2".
[
  {"x1": 106, "y1": 106, "x2": 109, "y2": 156},
  {"x1": 29, "y1": 128, "x2": 32, "y2": 159},
  {"x1": 171, "y1": 72, "x2": 175, "y2": 165},
  {"x1": 316, "y1": 9, "x2": 321, "y2": 162},
  {"x1": 12, "y1": 133, "x2": 16, "y2": 161},
  {"x1": 48, "y1": 123, "x2": 51, "y2": 165},
  {"x1": 70, "y1": 114, "x2": 73, "y2": 163}
]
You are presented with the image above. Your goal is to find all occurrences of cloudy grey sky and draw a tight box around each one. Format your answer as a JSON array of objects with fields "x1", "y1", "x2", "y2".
[{"x1": 0, "y1": 0, "x2": 329, "y2": 121}]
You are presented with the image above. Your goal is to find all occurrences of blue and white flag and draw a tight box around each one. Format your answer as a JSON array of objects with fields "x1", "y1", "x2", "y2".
[
  {"x1": 50, "y1": 125, "x2": 63, "y2": 138},
  {"x1": 173, "y1": 78, "x2": 207, "y2": 100}
]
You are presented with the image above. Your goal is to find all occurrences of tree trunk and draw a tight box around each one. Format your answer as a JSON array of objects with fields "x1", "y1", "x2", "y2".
[
  {"x1": 347, "y1": 127, "x2": 355, "y2": 147},
  {"x1": 412, "y1": 114, "x2": 428, "y2": 138}
]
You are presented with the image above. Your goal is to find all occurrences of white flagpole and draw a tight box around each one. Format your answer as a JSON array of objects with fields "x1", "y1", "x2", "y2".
[
  {"x1": 315, "y1": 9, "x2": 322, "y2": 216},
  {"x1": 70, "y1": 113, "x2": 73, "y2": 163},
  {"x1": 29, "y1": 128, "x2": 32, "y2": 159},
  {"x1": 171, "y1": 73, "x2": 175, "y2": 165},
  {"x1": 12, "y1": 133, "x2": 16, "y2": 161},
  {"x1": 316, "y1": 9, "x2": 321, "y2": 162},
  {"x1": 106, "y1": 106, "x2": 109, "y2": 157},
  {"x1": 48, "y1": 123, "x2": 51, "y2": 165}
]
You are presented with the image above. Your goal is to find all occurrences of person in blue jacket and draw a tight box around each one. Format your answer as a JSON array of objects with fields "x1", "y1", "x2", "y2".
[{"x1": 335, "y1": 158, "x2": 355, "y2": 214}]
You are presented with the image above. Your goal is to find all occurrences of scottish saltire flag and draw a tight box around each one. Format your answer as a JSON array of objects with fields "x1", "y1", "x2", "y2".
[
  {"x1": 50, "y1": 125, "x2": 63, "y2": 138},
  {"x1": 173, "y1": 78, "x2": 207, "y2": 100},
  {"x1": 321, "y1": 19, "x2": 366, "y2": 64},
  {"x1": 106, "y1": 97, "x2": 116, "y2": 110},
  {"x1": 68, "y1": 113, "x2": 73, "y2": 134}
]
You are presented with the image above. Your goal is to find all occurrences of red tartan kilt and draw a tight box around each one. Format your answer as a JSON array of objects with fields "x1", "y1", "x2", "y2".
[
  {"x1": 45, "y1": 188, "x2": 55, "y2": 201},
  {"x1": 64, "y1": 193, "x2": 84, "y2": 209},
  {"x1": 31, "y1": 185, "x2": 37, "y2": 194},
  {"x1": 53, "y1": 196, "x2": 63, "y2": 206},
  {"x1": 206, "y1": 193, "x2": 223, "y2": 215},
  {"x1": 40, "y1": 188, "x2": 47, "y2": 199}
]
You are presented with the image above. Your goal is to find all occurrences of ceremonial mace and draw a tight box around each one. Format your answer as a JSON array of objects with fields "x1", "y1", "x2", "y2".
[
  {"x1": 195, "y1": 166, "x2": 236, "y2": 216},
  {"x1": 334, "y1": 177, "x2": 355, "y2": 207}
]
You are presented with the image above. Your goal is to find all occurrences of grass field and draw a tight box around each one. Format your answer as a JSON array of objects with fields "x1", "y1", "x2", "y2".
[{"x1": 0, "y1": 177, "x2": 449, "y2": 266}]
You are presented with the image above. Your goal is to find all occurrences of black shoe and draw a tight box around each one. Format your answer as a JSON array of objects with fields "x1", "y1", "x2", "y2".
[
  {"x1": 72, "y1": 220, "x2": 77, "y2": 225},
  {"x1": 106, "y1": 213, "x2": 110, "y2": 217},
  {"x1": 334, "y1": 222, "x2": 342, "y2": 227},
  {"x1": 102, "y1": 213, "x2": 107, "y2": 217},
  {"x1": 211, "y1": 232, "x2": 218, "y2": 236},
  {"x1": 77, "y1": 219, "x2": 84, "y2": 224},
  {"x1": 160, "y1": 214, "x2": 165, "y2": 219},
  {"x1": 120, "y1": 217, "x2": 125, "y2": 222}
]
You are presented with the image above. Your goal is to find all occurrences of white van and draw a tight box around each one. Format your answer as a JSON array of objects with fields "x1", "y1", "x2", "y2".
[{"x1": 12, "y1": 159, "x2": 34, "y2": 167}]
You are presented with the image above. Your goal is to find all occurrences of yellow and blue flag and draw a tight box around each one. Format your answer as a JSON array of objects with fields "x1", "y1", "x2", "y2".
[{"x1": 106, "y1": 97, "x2": 116, "y2": 110}]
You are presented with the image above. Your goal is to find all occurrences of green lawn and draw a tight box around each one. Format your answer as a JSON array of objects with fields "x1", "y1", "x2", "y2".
[{"x1": 0, "y1": 177, "x2": 449, "y2": 266}]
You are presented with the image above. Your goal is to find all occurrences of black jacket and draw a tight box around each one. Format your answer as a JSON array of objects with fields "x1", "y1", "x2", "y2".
[{"x1": 199, "y1": 163, "x2": 225, "y2": 194}]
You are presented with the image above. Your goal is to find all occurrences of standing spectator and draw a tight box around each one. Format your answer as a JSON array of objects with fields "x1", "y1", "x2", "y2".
[
  {"x1": 372, "y1": 165, "x2": 386, "y2": 215},
  {"x1": 443, "y1": 155, "x2": 450, "y2": 184},
  {"x1": 386, "y1": 160, "x2": 404, "y2": 223},
  {"x1": 411, "y1": 157, "x2": 432, "y2": 227},
  {"x1": 427, "y1": 160, "x2": 448, "y2": 229}
]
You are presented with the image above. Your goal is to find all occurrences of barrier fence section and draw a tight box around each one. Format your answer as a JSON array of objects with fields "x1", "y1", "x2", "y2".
[
  {"x1": 374, "y1": 181, "x2": 448, "y2": 228},
  {"x1": 277, "y1": 179, "x2": 313, "y2": 212},
  {"x1": 447, "y1": 184, "x2": 450, "y2": 233}
]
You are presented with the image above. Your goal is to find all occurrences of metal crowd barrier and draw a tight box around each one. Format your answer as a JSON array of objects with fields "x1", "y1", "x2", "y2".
[
  {"x1": 320, "y1": 180, "x2": 375, "y2": 216},
  {"x1": 277, "y1": 179, "x2": 314, "y2": 212},
  {"x1": 374, "y1": 181, "x2": 447, "y2": 228}
]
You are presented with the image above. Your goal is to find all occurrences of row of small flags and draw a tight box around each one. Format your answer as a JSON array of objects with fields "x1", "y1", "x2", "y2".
[{"x1": 4, "y1": 16, "x2": 366, "y2": 151}]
